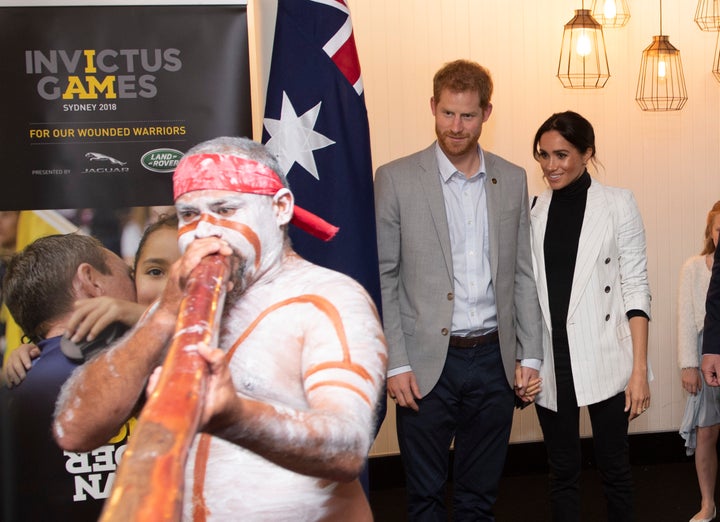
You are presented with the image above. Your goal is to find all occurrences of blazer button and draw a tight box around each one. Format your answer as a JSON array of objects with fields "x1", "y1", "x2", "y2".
[
  {"x1": 604, "y1": 286, "x2": 611, "y2": 293},
  {"x1": 605, "y1": 257, "x2": 611, "y2": 264},
  {"x1": 605, "y1": 314, "x2": 610, "y2": 321},
  {"x1": 441, "y1": 328, "x2": 449, "y2": 336},
  {"x1": 447, "y1": 292, "x2": 454, "y2": 301}
]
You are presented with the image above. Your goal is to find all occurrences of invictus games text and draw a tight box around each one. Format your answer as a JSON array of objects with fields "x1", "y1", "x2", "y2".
[{"x1": 25, "y1": 48, "x2": 182, "y2": 101}]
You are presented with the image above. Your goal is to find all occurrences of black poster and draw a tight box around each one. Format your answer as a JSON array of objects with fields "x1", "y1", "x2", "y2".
[{"x1": 0, "y1": 5, "x2": 252, "y2": 210}]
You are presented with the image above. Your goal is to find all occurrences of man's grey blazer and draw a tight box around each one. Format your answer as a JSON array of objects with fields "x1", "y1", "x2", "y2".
[{"x1": 374, "y1": 144, "x2": 542, "y2": 397}]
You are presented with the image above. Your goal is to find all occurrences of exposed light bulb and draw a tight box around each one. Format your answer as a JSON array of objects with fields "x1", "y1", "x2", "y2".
[
  {"x1": 658, "y1": 60, "x2": 667, "y2": 78},
  {"x1": 603, "y1": 0, "x2": 617, "y2": 20},
  {"x1": 576, "y1": 31, "x2": 592, "y2": 57}
]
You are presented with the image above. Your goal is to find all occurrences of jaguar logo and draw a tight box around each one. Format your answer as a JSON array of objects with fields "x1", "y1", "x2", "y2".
[{"x1": 85, "y1": 152, "x2": 127, "y2": 166}]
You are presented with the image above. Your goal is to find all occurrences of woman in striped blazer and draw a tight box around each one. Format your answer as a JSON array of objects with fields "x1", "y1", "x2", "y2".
[{"x1": 529, "y1": 111, "x2": 651, "y2": 522}]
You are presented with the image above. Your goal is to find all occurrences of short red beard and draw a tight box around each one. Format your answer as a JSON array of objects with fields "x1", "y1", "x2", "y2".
[{"x1": 436, "y1": 129, "x2": 479, "y2": 159}]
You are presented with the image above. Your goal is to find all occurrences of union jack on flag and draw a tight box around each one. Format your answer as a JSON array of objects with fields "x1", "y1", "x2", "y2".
[{"x1": 262, "y1": 0, "x2": 381, "y2": 314}]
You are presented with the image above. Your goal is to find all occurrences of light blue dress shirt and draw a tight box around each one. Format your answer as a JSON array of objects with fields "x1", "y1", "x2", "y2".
[{"x1": 436, "y1": 143, "x2": 498, "y2": 336}]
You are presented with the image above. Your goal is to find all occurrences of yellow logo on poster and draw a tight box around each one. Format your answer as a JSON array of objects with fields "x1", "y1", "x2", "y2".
[{"x1": 25, "y1": 48, "x2": 183, "y2": 100}]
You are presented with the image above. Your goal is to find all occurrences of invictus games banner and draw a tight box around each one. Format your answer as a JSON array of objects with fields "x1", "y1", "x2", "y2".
[{"x1": 0, "y1": 5, "x2": 252, "y2": 210}]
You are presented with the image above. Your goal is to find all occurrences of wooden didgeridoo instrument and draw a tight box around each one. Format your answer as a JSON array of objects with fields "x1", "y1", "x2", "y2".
[{"x1": 100, "y1": 254, "x2": 230, "y2": 522}]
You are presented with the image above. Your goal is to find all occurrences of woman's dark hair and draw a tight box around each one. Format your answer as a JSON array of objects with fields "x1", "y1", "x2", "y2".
[
  {"x1": 132, "y1": 212, "x2": 179, "y2": 277},
  {"x1": 533, "y1": 110, "x2": 596, "y2": 161}
]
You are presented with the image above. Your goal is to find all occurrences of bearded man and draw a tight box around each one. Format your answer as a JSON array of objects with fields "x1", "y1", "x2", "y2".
[
  {"x1": 53, "y1": 136, "x2": 387, "y2": 521},
  {"x1": 374, "y1": 59, "x2": 542, "y2": 521}
]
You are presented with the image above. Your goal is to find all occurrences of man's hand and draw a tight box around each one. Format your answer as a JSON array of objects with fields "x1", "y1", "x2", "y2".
[
  {"x1": 387, "y1": 371, "x2": 422, "y2": 411},
  {"x1": 158, "y1": 238, "x2": 234, "y2": 319},
  {"x1": 702, "y1": 354, "x2": 720, "y2": 387},
  {"x1": 514, "y1": 362, "x2": 541, "y2": 404},
  {"x1": 196, "y1": 342, "x2": 240, "y2": 433},
  {"x1": 146, "y1": 343, "x2": 239, "y2": 434}
]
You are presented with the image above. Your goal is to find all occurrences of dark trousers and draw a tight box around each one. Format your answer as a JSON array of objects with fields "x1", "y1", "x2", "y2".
[
  {"x1": 396, "y1": 341, "x2": 514, "y2": 522},
  {"x1": 536, "y1": 389, "x2": 633, "y2": 522}
]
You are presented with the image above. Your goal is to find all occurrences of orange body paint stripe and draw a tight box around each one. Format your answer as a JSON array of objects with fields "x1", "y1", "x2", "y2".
[
  {"x1": 307, "y1": 380, "x2": 372, "y2": 406},
  {"x1": 178, "y1": 214, "x2": 261, "y2": 270},
  {"x1": 227, "y1": 294, "x2": 350, "y2": 361},
  {"x1": 304, "y1": 360, "x2": 372, "y2": 381}
]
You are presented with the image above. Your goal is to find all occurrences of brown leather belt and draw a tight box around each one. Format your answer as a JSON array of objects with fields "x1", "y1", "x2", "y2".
[{"x1": 449, "y1": 331, "x2": 499, "y2": 348}]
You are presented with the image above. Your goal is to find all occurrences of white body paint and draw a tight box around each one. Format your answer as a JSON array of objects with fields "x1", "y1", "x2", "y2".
[{"x1": 182, "y1": 256, "x2": 387, "y2": 521}]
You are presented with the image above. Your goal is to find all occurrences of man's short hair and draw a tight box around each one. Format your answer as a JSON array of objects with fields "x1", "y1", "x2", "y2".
[
  {"x1": 3, "y1": 233, "x2": 110, "y2": 342},
  {"x1": 433, "y1": 59, "x2": 493, "y2": 110}
]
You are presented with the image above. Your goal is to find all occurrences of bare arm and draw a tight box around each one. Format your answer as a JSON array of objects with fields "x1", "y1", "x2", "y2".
[
  {"x1": 53, "y1": 305, "x2": 176, "y2": 451},
  {"x1": 54, "y1": 237, "x2": 232, "y2": 451},
  {"x1": 625, "y1": 315, "x2": 650, "y2": 420}
]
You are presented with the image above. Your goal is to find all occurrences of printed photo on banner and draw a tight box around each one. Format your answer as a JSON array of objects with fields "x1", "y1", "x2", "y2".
[{"x1": 0, "y1": 4, "x2": 252, "y2": 210}]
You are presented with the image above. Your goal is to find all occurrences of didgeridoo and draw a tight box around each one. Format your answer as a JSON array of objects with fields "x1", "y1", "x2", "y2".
[{"x1": 100, "y1": 254, "x2": 230, "y2": 522}]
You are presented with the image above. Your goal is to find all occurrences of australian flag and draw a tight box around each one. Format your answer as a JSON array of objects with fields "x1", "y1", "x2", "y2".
[
  {"x1": 261, "y1": 0, "x2": 381, "y2": 314},
  {"x1": 262, "y1": 0, "x2": 384, "y2": 492}
]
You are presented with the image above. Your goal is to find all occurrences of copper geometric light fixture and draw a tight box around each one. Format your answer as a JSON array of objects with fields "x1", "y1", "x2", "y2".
[
  {"x1": 713, "y1": 31, "x2": 720, "y2": 82},
  {"x1": 557, "y1": 1, "x2": 610, "y2": 88},
  {"x1": 635, "y1": 0, "x2": 688, "y2": 111},
  {"x1": 695, "y1": 0, "x2": 720, "y2": 31},
  {"x1": 591, "y1": 0, "x2": 630, "y2": 28}
]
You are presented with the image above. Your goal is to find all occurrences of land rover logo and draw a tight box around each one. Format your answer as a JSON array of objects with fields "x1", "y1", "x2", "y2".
[{"x1": 140, "y1": 148, "x2": 183, "y2": 173}]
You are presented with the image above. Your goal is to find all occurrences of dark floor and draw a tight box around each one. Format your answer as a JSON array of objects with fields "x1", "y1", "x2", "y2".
[{"x1": 369, "y1": 433, "x2": 706, "y2": 521}]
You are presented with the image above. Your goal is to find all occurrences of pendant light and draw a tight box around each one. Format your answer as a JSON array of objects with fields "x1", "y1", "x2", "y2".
[
  {"x1": 557, "y1": 1, "x2": 610, "y2": 88},
  {"x1": 713, "y1": 31, "x2": 720, "y2": 82},
  {"x1": 635, "y1": 0, "x2": 688, "y2": 111},
  {"x1": 695, "y1": 0, "x2": 720, "y2": 31},
  {"x1": 591, "y1": 0, "x2": 630, "y2": 28}
]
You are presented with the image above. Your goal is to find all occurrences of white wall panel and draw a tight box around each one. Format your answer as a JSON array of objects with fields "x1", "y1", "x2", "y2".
[{"x1": 337, "y1": 0, "x2": 720, "y2": 456}]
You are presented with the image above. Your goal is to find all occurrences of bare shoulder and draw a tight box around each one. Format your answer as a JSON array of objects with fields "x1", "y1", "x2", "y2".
[
  {"x1": 270, "y1": 257, "x2": 375, "y2": 308},
  {"x1": 298, "y1": 262, "x2": 373, "y2": 302}
]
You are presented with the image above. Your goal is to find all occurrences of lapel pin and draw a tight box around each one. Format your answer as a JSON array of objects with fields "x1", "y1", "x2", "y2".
[{"x1": 491, "y1": 178, "x2": 497, "y2": 184}]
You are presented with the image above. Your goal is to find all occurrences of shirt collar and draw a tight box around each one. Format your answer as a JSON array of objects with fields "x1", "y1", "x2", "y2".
[{"x1": 434, "y1": 142, "x2": 486, "y2": 183}]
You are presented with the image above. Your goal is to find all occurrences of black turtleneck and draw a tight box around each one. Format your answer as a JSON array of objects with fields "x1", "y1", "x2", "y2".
[{"x1": 544, "y1": 170, "x2": 591, "y2": 330}]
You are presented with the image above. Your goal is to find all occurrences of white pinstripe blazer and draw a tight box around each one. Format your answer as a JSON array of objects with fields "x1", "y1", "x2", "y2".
[{"x1": 530, "y1": 178, "x2": 652, "y2": 411}]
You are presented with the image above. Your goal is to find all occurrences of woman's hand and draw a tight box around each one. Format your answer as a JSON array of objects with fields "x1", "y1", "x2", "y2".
[
  {"x1": 65, "y1": 297, "x2": 145, "y2": 343},
  {"x1": 625, "y1": 370, "x2": 650, "y2": 420},
  {"x1": 1, "y1": 343, "x2": 41, "y2": 387},
  {"x1": 681, "y1": 367, "x2": 702, "y2": 395}
]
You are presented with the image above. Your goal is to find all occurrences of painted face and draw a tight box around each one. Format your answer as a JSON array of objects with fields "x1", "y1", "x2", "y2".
[
  {"x1": 101, "y1": 248, "x2": 137, "y2": 302},
  {"x1": 431, "y1": 88, "x2": 491, "y2": 163},
  {"x1": 536, "y1": 130, "x2": 593, "y2": 190},
  {"x1": 175, "y1": 189, "x2": 286, "y2": 293},
  {"x1": 134, "y1": 226, "x2": 181, "y2": 307},
  {"x1": 712, "y1": 214, "x2": 720, "y2": 250}
]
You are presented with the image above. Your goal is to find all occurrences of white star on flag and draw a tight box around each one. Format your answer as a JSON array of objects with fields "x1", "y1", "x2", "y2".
[{"x1": 263, "y1": 91, "x2": 335, "y2": 180}]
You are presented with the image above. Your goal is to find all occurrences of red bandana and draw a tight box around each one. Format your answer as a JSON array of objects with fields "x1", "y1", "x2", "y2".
[{"x1": 173, "y1": 153, "x2": 339, "y2": 241}]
